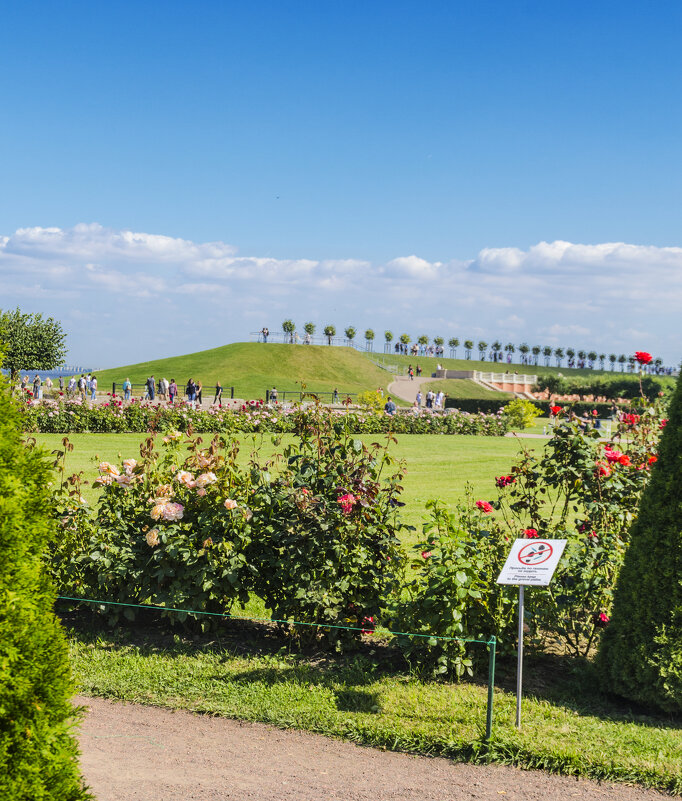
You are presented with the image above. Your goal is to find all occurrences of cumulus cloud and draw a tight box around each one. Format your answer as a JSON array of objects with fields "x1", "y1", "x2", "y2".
[{"x1": 0, "y1": 223, "x2": 680, "y2": 366}]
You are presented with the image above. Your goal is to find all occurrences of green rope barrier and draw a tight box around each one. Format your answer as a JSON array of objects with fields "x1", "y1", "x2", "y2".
[{"x1": 56, "y1": 595, "x2": 495, "y2": 645}]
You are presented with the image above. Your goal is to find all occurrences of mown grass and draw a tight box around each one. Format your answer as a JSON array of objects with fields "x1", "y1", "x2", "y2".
[
  {"x1": 67, "y1": 624, "x2": 682, "y2": 794},
  {"x1": 93, "y1": 343, "x2": 392, "y2": 400},
  {"x1": 421, "y1": 379, "x2": 514, "y2": 400}
]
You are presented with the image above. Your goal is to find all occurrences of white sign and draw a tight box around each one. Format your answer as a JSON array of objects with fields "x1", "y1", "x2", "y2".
[{"x1": 497, "y1": 539, "x2": 567, "y2": 586}]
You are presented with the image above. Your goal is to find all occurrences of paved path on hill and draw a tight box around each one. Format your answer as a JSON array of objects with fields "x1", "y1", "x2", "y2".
[
  {"x1": 77, "y1": 696, "x2": 665, "y2": 801},
  {"x1": 387, "y1": 375, "x2": 434, "y2": 404}
]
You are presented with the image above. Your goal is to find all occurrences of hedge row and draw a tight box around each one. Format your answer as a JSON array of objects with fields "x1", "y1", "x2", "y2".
[{"x1": 444, "y1": 398, "x2": 624, "y2": 417}]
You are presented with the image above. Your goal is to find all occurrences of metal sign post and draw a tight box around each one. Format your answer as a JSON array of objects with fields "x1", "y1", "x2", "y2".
[
  {"x1": 497, "y1": 538, "x2": 567, "y2": 730},
  {"x1": 516, "y1": 585, "x2": 524, "y2": 728}
]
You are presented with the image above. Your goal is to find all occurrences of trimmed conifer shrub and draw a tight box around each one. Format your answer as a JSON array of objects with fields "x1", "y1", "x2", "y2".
[
  {"x1": 597, "y1": 373, "x2": 682, "y2": 714},
  {"x1": 0, "y1": 376, "x2": 91, "y2": 799}
]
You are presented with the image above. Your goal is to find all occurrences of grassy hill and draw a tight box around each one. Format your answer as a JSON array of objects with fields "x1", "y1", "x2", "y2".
[
  {"x1": 366, "y1": 351, "x2": 637, "y2": 378},
  {"x1": 421, "y1": 378, "x2": 514, "y2": 400},
  {"x1": 94, "y1": 343, "x2": 393, "y2": 400}
]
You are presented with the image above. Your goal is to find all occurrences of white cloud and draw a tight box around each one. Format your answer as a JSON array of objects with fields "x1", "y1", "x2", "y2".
[{"x1": 0, "y1": 223, "x2": 680, "y2": 366}]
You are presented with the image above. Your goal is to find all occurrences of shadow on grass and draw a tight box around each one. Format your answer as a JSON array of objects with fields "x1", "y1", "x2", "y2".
[{"x1": 63, "y1": 607, "x2": 681, "y2": 731}]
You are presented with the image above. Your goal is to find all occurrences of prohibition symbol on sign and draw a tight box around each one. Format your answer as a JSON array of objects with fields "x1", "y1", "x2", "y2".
[{"x1": 517, "y1": 541, "x2": 553, "y2": 566}]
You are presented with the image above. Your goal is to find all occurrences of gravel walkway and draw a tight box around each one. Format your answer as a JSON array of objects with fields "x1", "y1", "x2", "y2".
[{"x1": 77, "y1": 696, "x2": 667, "y2": 801}]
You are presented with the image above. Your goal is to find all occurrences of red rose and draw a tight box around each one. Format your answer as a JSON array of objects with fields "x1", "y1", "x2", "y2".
[
  {"x1": 475, "y1": 500, "x2": 493, "y2": 513},
  {"x1": 618, "y1": 454, "x2": 631, "y2": 466},
  {"x1": 522, "y1": 528, "x2": 539, "y2": 538},
  {"x1": 634, "y1": 351, "x2": 652, "y2": 365},
  {"x1": 648, "y1": 455, "x2": 658, "y2": 465},
  {"x1": 550, "y1": 405, "x2": 562, "y2": 416}
]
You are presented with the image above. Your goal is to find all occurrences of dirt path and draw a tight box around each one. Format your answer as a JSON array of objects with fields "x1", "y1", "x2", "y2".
[{"x1": 77, "y1": 696, "x2": 666, "y2": 801}]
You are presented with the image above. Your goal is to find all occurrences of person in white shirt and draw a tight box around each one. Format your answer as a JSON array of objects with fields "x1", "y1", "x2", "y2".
[{"x1": 90, "y1": 375, "x2": 98, "y2": 401}]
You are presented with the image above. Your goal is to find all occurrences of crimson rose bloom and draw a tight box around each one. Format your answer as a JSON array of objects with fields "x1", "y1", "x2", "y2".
[
  {"x1": 634, "y1": 351, "x2": 653, "y2": 364},
  {"x1": 550, "y1": 405, "x2": 562, "y2": 416},
  {"x1": 522, "y1": 528, "x2": 539, "y2": 538},
  {"x1": 475, "y1": 500, "x2": 493, "y2": 513}
]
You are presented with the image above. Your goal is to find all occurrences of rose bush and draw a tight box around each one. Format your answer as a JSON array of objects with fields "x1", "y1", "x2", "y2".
[
  {"x1": 48, "y1": 404, "x2": 409, "y2": 646},
  {"x1": 23, "y1": 396, "x2": 509, "y2": 436}
]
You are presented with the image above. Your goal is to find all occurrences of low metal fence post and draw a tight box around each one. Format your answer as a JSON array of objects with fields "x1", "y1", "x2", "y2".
[
  {"x1": 112, "y1": 382, "x2": 116, "y2": 396},
  {"x1": 486, "y1": 635, "x2": 496, "y2": 741},
  {"x1": 230, "y1": 386, "x2": 234, "y2": 399}
]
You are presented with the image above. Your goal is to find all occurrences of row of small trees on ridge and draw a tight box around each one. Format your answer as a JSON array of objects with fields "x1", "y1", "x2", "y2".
[{"x1": 280, "y1": 320, "x2": 668, "y2": 372}]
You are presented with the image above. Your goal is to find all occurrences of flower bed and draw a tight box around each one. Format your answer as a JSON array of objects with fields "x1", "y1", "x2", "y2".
[{"x1": 22, "y1": 397, "x2": 509, "y2": 436}]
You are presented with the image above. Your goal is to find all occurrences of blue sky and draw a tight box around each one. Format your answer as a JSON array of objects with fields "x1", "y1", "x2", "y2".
[{"x1": 1, "y1": 1, "x2": 681, "y2": 366}]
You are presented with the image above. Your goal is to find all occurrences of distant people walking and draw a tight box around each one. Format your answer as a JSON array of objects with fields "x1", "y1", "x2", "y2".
[
  {"x1": 186, "y1": 379, "x2": 196, "y2": 404},
  {"x1": 270, "y1": 386, "x2": 278, "y2": 403},
  {"x1": 214, "y1": 381, "x2": 223, "y2": 405},
  {"x1": 32, "y1": 374, "x2": 42, "y2": 400},
  {"x1": 78, "y1": 374, "x2": 86, "y2": 400},
  {"x1": 196, "y1": 381, "x2": 203, "y2": 405},
  {"x1": 261, "y1": 327, "x2": 269, "y2": 343},
  {"x1": 123, "y1": 377, "x2": 132, "y2": 400},
  {"x1": 159, "y1": 377, "x2": 169, "y2": 401},
  {"x1": 333, "y1": 387, "x2": 339, "y2": 403},
  {"x1": 408, "y1": 365, "x2": 414, "y2": 381},
  {"x1": 169, "y1": 379, "x2": 177, "y2": 404},
  {"x1": 145, "y1": 375, "x2": 156, "y2": 401},
  {"x1": 59, "y1": 375, "x2": 64, "y2": 391},
  {"x1": 45, "y1": 376, "x2": 53, "y2": 395},
  {"x1": 90, "y1": 375, "x2": 98, "y2": 401},
  {"x1": 416, "y1": 390, "x2": 422, "y2": 407}
]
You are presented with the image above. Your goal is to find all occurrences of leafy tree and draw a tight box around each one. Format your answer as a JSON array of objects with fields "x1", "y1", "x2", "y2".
[
  {"x1": 448, "y1": 337, "x2": 460, "y2": 358},
  {"x1": 518, "y1": 343, "x2": 530, "y2": 364},
  {"x1": 477, "y1": 341, "x2": 488, "y2": 360},
  {"x1": 597, "y1": 374, "x2": 682, "y2": 713},
  {"x1": 399, "y1": 333, "x2": 411, "y2": 345},
  {"x1": 542, "y1": 345, "x2": 553, "y2": 366},
  {"x1": 505, "y1": 342, "x2": 515, "y2": 357},
  {"x1": 578, "y1": 349, "x2": 587, "y2": 363},
  {"x1": 384, "y1": 330, "x2": 393, "y2": 342},
  {"x1": 433, "y1": 336, "x2": 444, "y2": 347},
  {"x1": 0, "y1": 308, "x2": 67, "y2": 384},
  {"x1": 344, "y1": 326, "x2": 357, "y2": 342},
  {"x1": 303, "y1": 322, "x2": 316, "y2": 336},
  {"x1": 566, "y1": 347, "x2": 575, "y2": 364},
  {"x1": 531, "y1": 345, "x2": 541, "y2": 365},
  {"x1": 418, "y1": 335, "x2": 429, "y2": 346},
  {"x1": 598, "y1": 353, "x2": 606, "y2": 370},
  {"x1": 554, "y1": 347, "x2": 564, "y2": 367},
  {"x1": 0, "y1": 377, "x2": 90, "y2": 799},
  {"x1": 323, "y1": 325, "x2": 336, "y2": 345},
  {"x1": 463, "y1": 340, "x2": 474, "y2": 359},
  {"x1": 618, "y1": 354, "x2": 627, "y2": 372},
  {"x1": 609, "y1": 353, "x2": 617, "y2": 371},
  {"x1": 364, "y1": 328, "x2": 374, "y2": 342},
  {"x1": 282, "y1": 319, "x2": 295, "y2": 334},
  {"x1": 588, "y1": 350, "x2": 598, "y2": 368}
]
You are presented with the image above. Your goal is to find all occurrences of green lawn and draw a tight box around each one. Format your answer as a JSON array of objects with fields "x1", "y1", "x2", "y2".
[
  {"x1": 67, "y1": 627, "x2": 682, "y2": 795},
  {"x1": 92, "y1": 343, "x2": 392, "y2": 400},
  {"x1": 421, "y1": 379, "x2": 514, "y2": 400},
  {"x1": 36, "y1": 432, "x2": 526, "y2": 537}
]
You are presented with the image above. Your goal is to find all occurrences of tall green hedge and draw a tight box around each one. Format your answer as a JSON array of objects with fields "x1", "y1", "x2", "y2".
[
  {"x1": 0, "y1": 377, "x2": 90, "y2": 799},
  {"x1": 597, "y1": 373, "x2": 682, "y2": 714}
]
